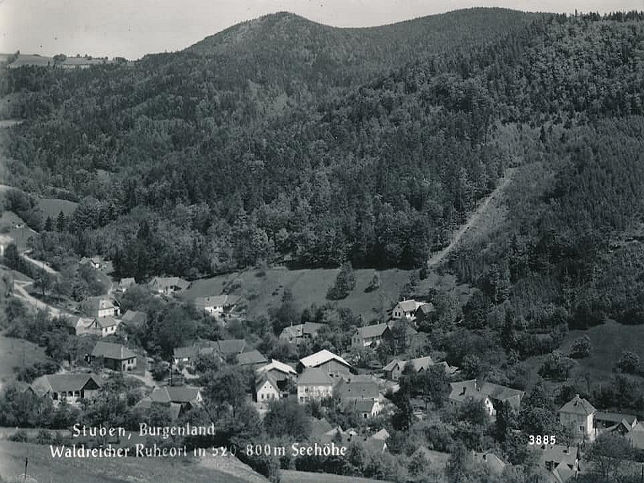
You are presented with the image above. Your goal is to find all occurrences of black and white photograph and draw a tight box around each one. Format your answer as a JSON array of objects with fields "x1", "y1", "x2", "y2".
[{"x1": 0, "y1": 1, "x2": 643, "y2": 481}]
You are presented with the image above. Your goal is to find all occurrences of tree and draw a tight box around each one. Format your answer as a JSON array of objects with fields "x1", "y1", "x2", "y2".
[
  {"x1": 616, "y1": 351, "x2": 640, "y2": 374},
  {"x1": 263, "y1": 399, "x2": 311, "y2": 440},
  {"x1": 568, "y1": 335, "x2": 592, "y2": 359},
  {"x1": 365, "y1": 272, "x2": 381, "y2": 292},
  {"x1": 56, "y1": 211, "x2": 66, "y2": 232},
  {"x1": 43, "y1": 216, "x2": 53, "y2": 232},
  {"x1": 202, "y1": 366, "x2": 247, "y2": 412},
  {"x1": 538, "y1": 351, "x2": 575, "y2": 381},
  {"x1": 327, "y1": 262, "x2": 356, "y2": 300},
  {"x1": 585, "y1": 432, "x2": 635, "y2": 482},
  {"x1": 3, "y1": 243, "x2": 22, "y2": 271}
]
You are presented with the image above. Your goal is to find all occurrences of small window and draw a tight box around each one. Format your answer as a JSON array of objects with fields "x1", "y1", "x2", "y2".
[{"x1": 580, "y1": 426, "x2": 584, "y2": 431}]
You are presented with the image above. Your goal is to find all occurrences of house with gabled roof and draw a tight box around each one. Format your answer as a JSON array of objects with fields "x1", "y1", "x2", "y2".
[
  {"x1": 148, "y1": 276, "x2": 190, "y2": 295},
  {"x1": 558, "y1": 394, "x2": 597, "y2": 442},
  {"x1": 214, "y1": 339, "x2": 246, "y2": 358},
  {"x1": 299, "y1": 349, "x2": 352, "y2": 379},
  {"x1": 256, "y1": 359, "x2": 298, "y2": 382},
  {"x1": 76, "y1": 316, "x2": 121, "y2": 337},
  {"x1": 392, "y1": 300, "x2": 423, "y2": 320},
  {"x1": 237, "y1": 349, "x2": 268, "y2": 367},
  {"x1": 414, "y1": 302, "x2": 436, "y2": 322},
  {"x1": 473, "y1": 451, "x2": 506, "y2": 475},
  {"x1": 121, "y1": 310, "x2": 147, "y2": 328},
  {"x1": 90, "y1": 341, "x2": 137, "y2": 371},
  {"x1": 118, "y1": 278, "x2": 136, "y2": 292},
  {"x1": 449, "y1": 379, "x2": 524, "y2": 416},
  {"x1": 279, "y1": 322, "x2": 326, "y2": 345},
  {"x1": 351, "y1": 323, "x2": 392, "y2": 348},
  {"x1": 255, "y1": 374, "x2": 281, "y2": 403},
  {"x1": 297, "y1": 367, "x2": 335, "y2": 404},
  {"x1": 136, "y1": 398, "x2": 182, "y2": 421},
  {"x1": 531, "y1": 443, "x2": 579, "y2": 481},
  {"x1": 384, "y1": 355, "x2": 457, "y2": 381},
  {"x1": 149, "y1": 385, "x2": 202, "y2": 409},
  {"x1": 30, "y1": 373, "x2": 102, "y2": 405},
  {"x1": 82, "y1": 296, "x2": 120, "y2": 318},
  {"x1": 194, "y1": 294, "x2": 241, "y2": 317}
]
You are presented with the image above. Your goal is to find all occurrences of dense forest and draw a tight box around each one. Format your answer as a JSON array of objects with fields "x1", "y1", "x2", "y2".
[{"x1": 1, "y1": 9, "x2": 643, "y2": 283}]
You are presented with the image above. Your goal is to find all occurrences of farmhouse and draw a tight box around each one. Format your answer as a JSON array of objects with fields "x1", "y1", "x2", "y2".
[
  {"x1": 279, "y1": 322, "x2": 326, "y2": 345},
  {"x1": 531, "y1": 444, "x2": 579, "y2": 482},
  {"x1": 414, "y1": 303, "x2": 436, "y2": 322},
  {"x1": 148, "y1": 276, "x2": 190, "y2": 295},
  {"x1": 172, "y1": 341, "x2": 218, "y2": 365},
  {"x1": 391, "y1": 299, "x2": 423, "y2": 320},
  {"x1": 214, "y1": 339, "x2": 246, "y2": 358},
  {"x1": 79, "y1": 256, "x2": 103, "y2": 270},
  {"x1": 351, "y1": 323, "x2": 391, "y2": 348},
  {"x1": 82, "y1": 296, "x2": 120, "y2": 318},
  {"x1": 336, "y1": 378, "x2": 384, "y2": 418},
  {"x1": 237, "y1": 349, "x2": 268, "y2": 367},
  {"x1": 30, "y1": 373, "x2": 102, "y2": 404},
  {"x1": 255, "y1": 374, "x2": 282, "y2": 403},
  {"x1": 558, "y1": 394, "x2": 597, "y2": 442},
  {"x1": 90, "y1": 341, "x2": 137, "y2": 371},
  {"x1": 383, "y1": 355, "x2": 456, "y2": 381},
  {"x1": 121, "y1": 310, "x2": 147, "y2": 328},
  {"x1": 76, "y1": 316, "x2": 121, "y2": 337},
  {"x1": 449, "y1": 379, "x2": 524, "y2": 416},
  {"x1": 345, "y1": 399, "x2": 382, "y2": 419},
  {"x1": 297, "y1": 367, "x2": 335, "y2": 404},
  {"x1": 149, "y1": 385, "x2": 202, "y2": 410},
  {"x1": 118, "y1": 278, "x2": 136, "y2": 292},
  {"x1": 194, "y1": 294, "x2": 241, "y2": 317},
  {"x1": 256, "y1": 359, "x2": 298, "y2": 382},
  {"x1": 299, "y1": 349, "x2": 352, "y2": 379}
]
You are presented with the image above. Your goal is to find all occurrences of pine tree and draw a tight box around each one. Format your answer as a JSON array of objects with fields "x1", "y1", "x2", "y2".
[{"x1": 56, "y1": 211, "x2": 66, "y2": 232}]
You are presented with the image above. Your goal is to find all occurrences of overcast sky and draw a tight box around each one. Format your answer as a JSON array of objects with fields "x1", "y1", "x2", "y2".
[{"x1": 1, "y1": 0, "x2": 641, "y2": 59}]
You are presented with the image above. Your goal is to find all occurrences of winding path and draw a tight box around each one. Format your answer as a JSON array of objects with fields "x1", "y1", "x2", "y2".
[{"x1": 427, "y1": 168, "x2": 515, "y2": 268}]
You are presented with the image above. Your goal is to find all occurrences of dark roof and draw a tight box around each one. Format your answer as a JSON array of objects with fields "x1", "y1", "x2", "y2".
[
  {"x1": 595, "y1": 412, "x2": 638, "y2": 426},
  {"x1": 215, "y1": 339, "x2": 246, "y2": 356},
  {"x1": 150, "y1": 385, "x2": 201, "y2": 404},
  {"x1": 345, "y1": 399, "x2": 377, "y2": 413},
  {"x1": 122, "y1": 310, "x2": 147, "y2": 326},
  {"x1": 336, "y1": 380, "x2": 380, "y2": 401},
  {"x1": 31, "y1": 373, "x2": 102, "y2": 395},
  {"x1": 559, "y1": 395, "x2": 596, "y2": 416},
  {"x1": 298, "y1": 367, "x2": 334, "y2": 386},
  {"x1": 89, "y1": 316, "x2": 120, "y2": 329},
  {"x1": 91, "y1": 341, "x2": 136, "y2": 360},
  {"x1": 237, "y1": 349, "x2": 268, "y2": 366},
  {"x1": 355, "y1": 323, "x2": 389, "y2": 339}
]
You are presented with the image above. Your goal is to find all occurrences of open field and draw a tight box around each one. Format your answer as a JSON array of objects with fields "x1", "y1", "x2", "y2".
[
  {"x1": 183, "y1": 268, "x2": 471, "y2": 322},
  {"x1": 559, "y1": 320, "x2": 644, "y2": 379},
  {"x1": 0, "y1": 441, "x2": 263, "y2": 483},
  {"x1": 0, "y1": 335, "x2": 52, "y2": 389},
  {"x1": 522, "y1": 320, "x2": 644, "y2": 390},
  {"x1": 37, "y1": 198, "x2": 78, "y2": 219}
]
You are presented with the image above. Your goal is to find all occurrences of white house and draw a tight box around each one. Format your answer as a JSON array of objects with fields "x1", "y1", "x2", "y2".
[
  {"x1": 30, "y1": 373, "x2": 102, "y2": 405},
  {"x1": 194, "y1": 294, "x2": 240, "y2": 317},
  {"x1": 392, "y1": 300, "x2": 423, "y2": 319},
  {"x1": 559, "y1": 394, "x2": 597, "y2": 442},
  {"x1": 76, "y1": 316, "x2": 121, "y2": 337},
  {"x1": 351, "y1": 323, "x2": 391, "y2": 348},
  {"x1": 256, "y1": 375, "x2": 281, "y2": 403},
  {"x1": 297, "y1": 367, "x2": 335, "y2": 404},
  {"x1": 82, "y1": 296, "x2": 120, "y2": 318}
]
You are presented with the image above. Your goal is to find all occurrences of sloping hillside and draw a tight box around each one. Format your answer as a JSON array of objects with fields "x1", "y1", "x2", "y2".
[{"x1": 0, "y1": 441, "x2": 264, "y2": 483}]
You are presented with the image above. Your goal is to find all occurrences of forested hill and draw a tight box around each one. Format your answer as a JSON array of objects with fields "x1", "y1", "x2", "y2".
[
  {"x1": 1, "y1": 10, "x2": 643, "y2": 281},
  {"x1": 185, "y1": 9, "x2": 539, "y2": 90}
]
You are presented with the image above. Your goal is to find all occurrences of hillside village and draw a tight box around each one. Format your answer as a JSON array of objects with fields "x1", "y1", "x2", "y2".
[
  {"x1": 1, "y1": 7, "x2": 644, "y2": 483},
  {"x1": 1, "y1": 199, "x2": 644, "y2": 482}
]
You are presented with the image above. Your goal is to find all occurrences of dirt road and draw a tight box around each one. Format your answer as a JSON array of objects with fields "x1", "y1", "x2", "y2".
[
  {"x1": 427, "y1": 168, "x2": 515, "y2": 268},
  {"x1": 12, "y1": 280, "x2": 72, "y2": 318}
]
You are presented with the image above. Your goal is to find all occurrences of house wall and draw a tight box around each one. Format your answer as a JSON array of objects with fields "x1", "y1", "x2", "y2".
[
  {"x1": 257, "y1": 383, "x2": 280, "y2": 402},
  {"x1": 560, "y1": 412, "x2": 595, "y2": 440},
  {"x1": 298, "y1": 384, "x2": 333, "y2": 403}
]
